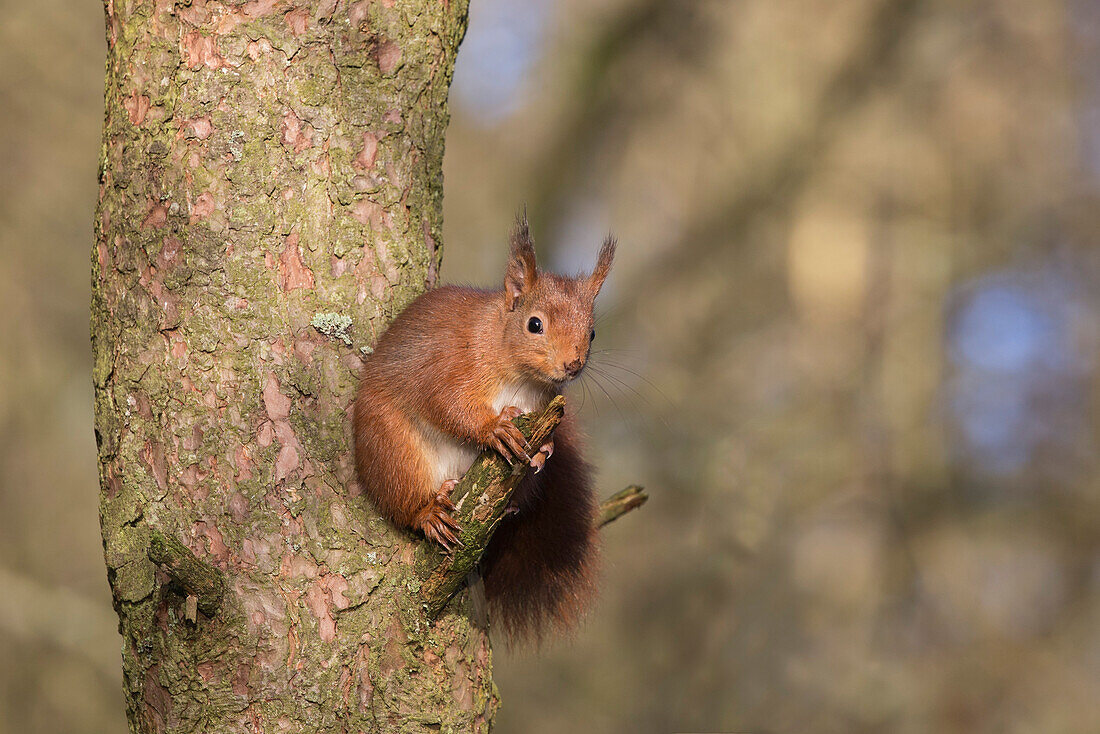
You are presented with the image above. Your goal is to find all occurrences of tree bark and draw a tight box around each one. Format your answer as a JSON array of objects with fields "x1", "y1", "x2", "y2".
[{"x1": 91, "y1": 1, "x2": 493, "y2": 731}]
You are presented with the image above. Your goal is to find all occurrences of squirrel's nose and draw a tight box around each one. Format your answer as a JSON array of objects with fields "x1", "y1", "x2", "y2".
[{"x1": 563, "y1": 357, "x2": 584, "y2": 377}]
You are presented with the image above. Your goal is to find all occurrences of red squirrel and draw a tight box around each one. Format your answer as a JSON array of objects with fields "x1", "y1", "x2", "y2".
[{"x1": 353, "y1": 215, "x2": 614, "y2": 641}]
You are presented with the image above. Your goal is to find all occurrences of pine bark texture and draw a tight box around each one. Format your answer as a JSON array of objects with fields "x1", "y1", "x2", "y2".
[{"x1": 91, "y1": 1, "x2": 493, "y2": 732}]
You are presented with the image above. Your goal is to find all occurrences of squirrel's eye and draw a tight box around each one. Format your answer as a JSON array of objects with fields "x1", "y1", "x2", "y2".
[
  {"x1": 590, "y1": 328, "x2": 596, "y2": 342},
  {"x1": 527, "y1": 316, "x2": 544, "y2": 334}
]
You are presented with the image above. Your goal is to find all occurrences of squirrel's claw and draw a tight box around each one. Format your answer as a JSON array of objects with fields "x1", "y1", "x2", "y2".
[
  {"x1": 423, "y1": 508, "x2": 462, "y2": 552},
  {"x1": 424, "y1": 521, "x2": 459, "y2": 552},
  {"x1": 490, "y1": 406, "x2": 531, "y2": 464},
  {"x1": 529, "y1": 440, "x2": 554, "y2": 473},
  {"x1": 419, "y1": 480, "x2": 463, "y2": 552}
]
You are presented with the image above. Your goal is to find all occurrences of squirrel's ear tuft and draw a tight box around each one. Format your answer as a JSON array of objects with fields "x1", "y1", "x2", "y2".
[
  {"x1": 505, "y1": 212, "x2": 538, "y2": 310},
  {"x1": 589, "y1": 234, "x2": 616, "y2": 296}
]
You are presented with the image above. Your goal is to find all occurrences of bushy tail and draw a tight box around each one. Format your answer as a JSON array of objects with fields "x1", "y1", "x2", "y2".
[{"x1": 480, "y1": 424, "x2": 599, "y2": 644}]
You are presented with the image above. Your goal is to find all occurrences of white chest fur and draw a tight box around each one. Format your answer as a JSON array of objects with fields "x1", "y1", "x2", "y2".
[
  {"x1": 421, "y1": 380, "x2": 551, "y2": 489},
  {"x1": 491, "y1": 379, "x2": 549, "y2": 415},
  {"x1": 421, "y1": 423, "x2": 480, "y2": 490}
]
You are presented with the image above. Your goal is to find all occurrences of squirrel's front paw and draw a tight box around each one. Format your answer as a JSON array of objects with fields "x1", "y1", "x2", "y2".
[
  {"x1": 529, "y1": 440, "x2": 554, "y2": 473},
  {"x1": 416, "y1": 479, "x2": 462, "y2": 551},
  {"x1": 488, "y1": 406, "x2": 530, "y2": 464}
]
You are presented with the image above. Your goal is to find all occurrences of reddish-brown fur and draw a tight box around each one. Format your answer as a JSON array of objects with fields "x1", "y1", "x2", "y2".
[{"x1": 353, "y1": 215, "x2": 615, "y2": 642}]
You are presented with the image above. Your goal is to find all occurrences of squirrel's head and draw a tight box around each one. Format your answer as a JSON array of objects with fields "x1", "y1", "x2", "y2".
[{"x1": 501, "y1": 214, "x2": 615, "y2": 386}]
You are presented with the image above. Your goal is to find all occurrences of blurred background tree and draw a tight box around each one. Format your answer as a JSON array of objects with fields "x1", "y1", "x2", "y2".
[{"x1": 3, "y1": 0, "x2": 1100, "y2": 732}]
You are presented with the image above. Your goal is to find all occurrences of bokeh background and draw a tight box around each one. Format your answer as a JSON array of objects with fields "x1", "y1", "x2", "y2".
[{"x1": 4, "y1": 0, "x2": 1100, "y2": 731}]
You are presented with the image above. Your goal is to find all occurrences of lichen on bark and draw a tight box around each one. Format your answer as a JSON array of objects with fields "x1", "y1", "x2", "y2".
[{"x1": 92, "y1": 1, "x2": 493, "y2": 731}]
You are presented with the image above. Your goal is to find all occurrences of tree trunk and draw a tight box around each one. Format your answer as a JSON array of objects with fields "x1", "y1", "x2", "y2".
[{"x1": 91, "y1": 1, "x2": 493, "y2": 731}]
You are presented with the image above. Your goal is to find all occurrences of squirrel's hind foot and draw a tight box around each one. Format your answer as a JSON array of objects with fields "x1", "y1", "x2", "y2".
[{"x1": 416, "y1": 479, "x2": 462, "y2": 551}]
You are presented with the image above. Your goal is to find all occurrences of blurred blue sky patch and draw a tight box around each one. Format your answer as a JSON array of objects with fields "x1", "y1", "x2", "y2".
[
  {"x1": 451, "y1": 0, "x2": 551, "y2": 125},
  {"x1": 947, "y1": 264, "x2": 1092, "y2": 477}
]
